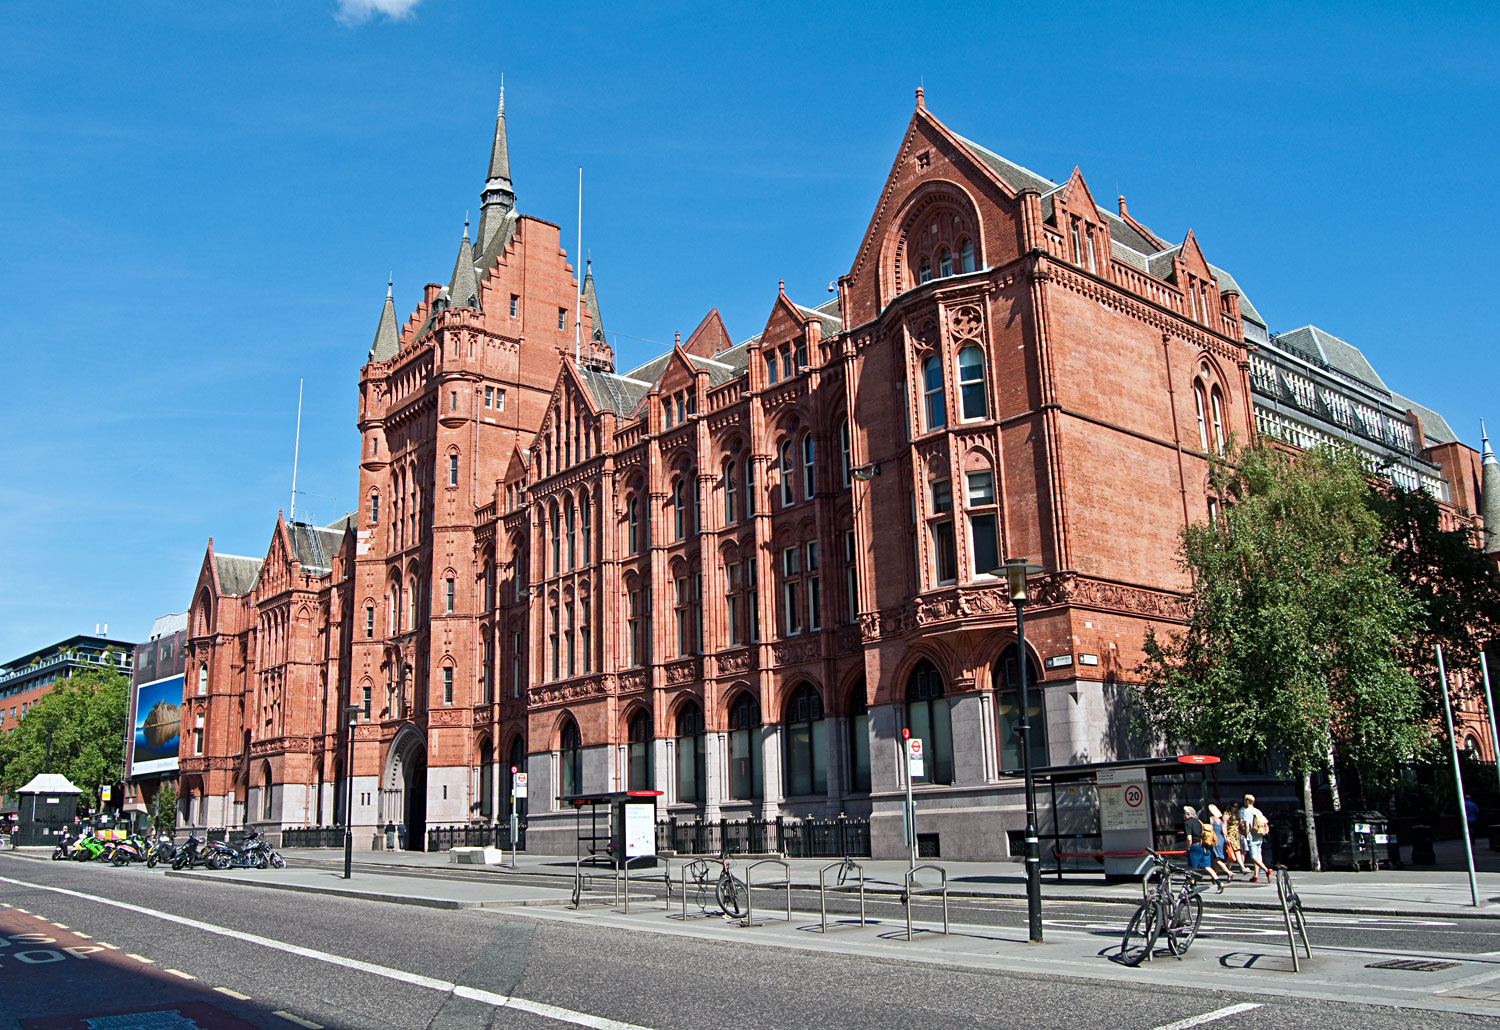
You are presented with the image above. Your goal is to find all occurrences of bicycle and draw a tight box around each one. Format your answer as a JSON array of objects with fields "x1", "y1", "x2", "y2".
[
  {"x1": 831, "y1": 853, "x2": 861, "y2": 887},
  {"x1": 1119, "y1": 849, "x2": 1213, "y2": 966},
  {"x1": 684, "y1": 850, "x2": 748, "y2": 919}
]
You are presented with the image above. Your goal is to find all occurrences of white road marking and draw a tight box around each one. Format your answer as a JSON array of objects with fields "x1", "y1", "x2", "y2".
[
  {"x1": 73, "y1": 932, "x2": 91, "y2": 939},
  {"x1": 97, "y1": 941, "x2": 119, "y2": 949},
  {"x1": 127, "y1": 953, "x2": 154, "y2": 964},
  {"x1": 51, "y1": 923, "x2": 69, "y2": 929},
  {"x1": 274, "y1": 1013, "x2": 323, "y2": 1029},
  {"x1": 1151, "y1": 1003, "x2": 1263, "y2": 1030},
  {"x1": 215, "y1": 987, "x2": 252, "y2": 1000},
  {"x1": 0, "y1": 874, "x2": 653, "y2": 1030},
  {"x1": 166, "y1": 968, "x2": 196, "y2": 979}
]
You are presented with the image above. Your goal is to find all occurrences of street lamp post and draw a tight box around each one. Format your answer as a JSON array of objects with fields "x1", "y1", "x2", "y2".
[
  {"x1": 1000, "y1": 556, "x2": 1045, "y2": 944},
  {"x1": 342, "y1": 703, "x2": 361, "y2": 880}
]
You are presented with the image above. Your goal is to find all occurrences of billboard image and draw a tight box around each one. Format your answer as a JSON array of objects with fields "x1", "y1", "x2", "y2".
[{"x1": 128, "y1": 674, "x2": 183, "y2": 776}]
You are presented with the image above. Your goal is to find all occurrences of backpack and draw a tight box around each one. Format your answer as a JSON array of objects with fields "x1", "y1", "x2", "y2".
[
  {"x1": 1253, "y1": 812, "x2": 1269, "y2": 836},
  {"x1": 1201, "y1": 822, "x2": 1218, "y2": 847}
]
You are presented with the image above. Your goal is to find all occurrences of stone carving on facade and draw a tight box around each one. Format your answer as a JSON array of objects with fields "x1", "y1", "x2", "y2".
[
  {"x1": 528, "y1": 679, "x2": 604, "y2": 707},
  {"x1": 948, "y1": 305, "x2": 982, "y2": 341},
  {"x1": 835, "y1": 626, "x2": 861, "y2": 654},
  {"x1": 428, "y1": 708, "x2": 469, "y2": 727},
  {"x1": 617, "y1": 669, "x2": 648, "y2": 692},
  {"x1": 770, "y1": 638, "x2": 821, "y2": 666},
  {"x1": 714, "y1": 648, "x2": 752, "y2": 675},
  {"x1": 1067, "y1": 576, "x2": 1186, "y2": 621},
  {"x1": 664, "y1": 658, "x2": 700, "y2": 685}
]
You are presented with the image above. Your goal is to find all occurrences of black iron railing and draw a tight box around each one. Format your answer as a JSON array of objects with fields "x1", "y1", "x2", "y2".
[
  {"x1": 281, "y1": 826, "x2": 347, "y2": 849},
  {"x1": 425, "y1": 823, "x2": 526, "y2": 852},
  {"x1": 657, "y1": 815, "x2": 870, "y2": 857}
]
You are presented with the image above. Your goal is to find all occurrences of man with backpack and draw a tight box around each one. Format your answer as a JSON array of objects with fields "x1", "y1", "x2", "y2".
[
  {"x1": 1238, "y1": 793, "x2": 1271, "y2": 883},
  {"x1": 1183, "y1": 805, "x2": 1224, "y2": 892}
]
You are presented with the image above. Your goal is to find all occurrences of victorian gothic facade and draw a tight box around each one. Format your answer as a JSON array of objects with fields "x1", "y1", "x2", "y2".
[{"x1": 178, "y1": 89, "x2": 1496, "y2": 857}]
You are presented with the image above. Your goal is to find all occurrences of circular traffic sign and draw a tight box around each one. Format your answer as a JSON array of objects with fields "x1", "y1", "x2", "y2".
[{"x1": 1124, "y1": 785, "x2": 1144, "y2": 808}]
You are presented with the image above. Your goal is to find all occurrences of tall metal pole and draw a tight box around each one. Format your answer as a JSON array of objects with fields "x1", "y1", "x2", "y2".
[
  {"x1": 344, "y1": 710, "x2": 356, "y2": 880},
  {"x1": 1481, "y1": 652, "x2": 1499, "y2": 774},
  {"x1": 1436, "y1": 645, "x2": 1480, "y2": 907},
  {"x1": 1017, "y1": 596, "x2": 1043, "y2": 943},
  {"x1": 902, "y1": 733, "x2": 916, "y2": 872}
]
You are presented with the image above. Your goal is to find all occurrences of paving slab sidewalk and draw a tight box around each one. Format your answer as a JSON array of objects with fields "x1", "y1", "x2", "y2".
[{"x1": 278, "y1": 844, "x2": 1500, "y2": 919}]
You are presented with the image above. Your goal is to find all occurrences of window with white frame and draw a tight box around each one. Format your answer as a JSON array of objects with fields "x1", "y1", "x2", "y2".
[
  {"x1": 844, "y1": 529, "x2": 859, "y2": 624},
  {"x1": 967, "y1": 471, "x2": 1000, "y2": 576},
  {"x1": 957, "y1": 346, "x2": 987, "y2": 421},
  {"x1": 782, "y1": 546, "x2": 802, "y2": 636},
  {"x1": 802, "y1": 434, "x2": 815, "y2": 499},
  {"x1": 779, "y1": 441, "x2": 794, "y2": 506},
  {"x1": 839, "y1": 420, "x2": 851, "y2": 487},
  {"x1": 930, "y1": 478, "x2": 956, "y2": 584},
  {"x1": 922, "y1": 355, "x2": 946, "y2": 430}
]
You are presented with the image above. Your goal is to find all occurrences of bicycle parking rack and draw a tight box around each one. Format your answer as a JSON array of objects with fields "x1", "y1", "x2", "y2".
[
  {"x1": 742, "y1": 858, "x2": 792, "y2": 927},
  {"x1": 816, "y1": 860, "x2": 867, "y2": 933},
  {"x1": 901, "y1": 864, "x2": 949, "y2": 941},
  {"x1": 675, "y1": 857, "x2": 732, "y2": 922},
  {"x1": 1275, "y1": 866, "x2": 1313, "y2": 973}
]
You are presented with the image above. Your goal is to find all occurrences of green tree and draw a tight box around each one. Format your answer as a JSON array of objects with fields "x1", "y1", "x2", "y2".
[
  {"x1": 152, "y1": 782, "x2": 178, "y2": 833},
  {"x1": 1371, "y1": 482, "x2": 1500, "y2": 725},
  {"x1": 1136, "y1": 442, "x2": 1425, "y2": 869},
  {"x1": 0, "y1": 667, "x2": 130, "y2": 810}
]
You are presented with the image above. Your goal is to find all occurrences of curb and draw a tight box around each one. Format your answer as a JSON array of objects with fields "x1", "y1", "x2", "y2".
[{"x1": 163, "y1": 868, "x2": 655, "y2": 910}]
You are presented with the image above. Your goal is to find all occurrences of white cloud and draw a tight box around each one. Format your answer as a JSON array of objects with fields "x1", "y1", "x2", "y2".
[{"x1": 335, "y1": 0, "x2": 423, "y2": 25}]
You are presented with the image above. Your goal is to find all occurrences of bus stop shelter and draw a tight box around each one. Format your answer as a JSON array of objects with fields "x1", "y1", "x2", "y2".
[
  {"x1": 557, "y1": 790, "x2": 663, "y2": 868},
  {"x1": 1001, "y1": 755, "x2": 1222, "y2": 880}
]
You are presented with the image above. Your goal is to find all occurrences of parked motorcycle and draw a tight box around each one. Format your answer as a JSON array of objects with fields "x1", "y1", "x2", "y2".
[
  {"x1": 145, "y1": 833, "x2": 177, "y2": 869},
  {"x1": 170, "y1": 833, "x2": 211, "y2": 870},
  {"x1": 70, "y1": 831, "x2": 109, "y2": 862},
  {"x1": 237, "y1": 829, "x2": 286, "y2": 870},
  {"x1": 106, "y1": 834, "x2": 149, "y2": 867},
  {"x1": 51, "y1": 828, "x2": 80, "y2": 860}
]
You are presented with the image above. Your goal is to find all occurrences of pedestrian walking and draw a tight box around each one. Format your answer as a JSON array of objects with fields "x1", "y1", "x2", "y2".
[
  {"x1": 1238, "y1": 793, "x2": 1271, "y2": 883},
  {"x1": 384, "y1": 821, "x2": 396, "y2": 850},
  {"x1": 1223, "y1": 809, "x2": 1250, "y2": 877},
  {"x1": 396, "y1": 821, "x2": 406, "y2": 850},
  {"x1": 1208, "y1": 804, "x2": 1234, "y2": 881},
  {"x1": 1466, "y1": 794, "x2": 1479, "y2": 830},
  {"x1": 1183, "y1": 806, "x2": 1223, "y2": 892}
]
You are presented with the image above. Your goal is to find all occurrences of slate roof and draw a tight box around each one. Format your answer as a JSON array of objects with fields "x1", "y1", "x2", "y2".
[
  {"x1": 215, "y1": 554, "x2": 263, "y2": 595},
  {"x1": 1274, "y1": 326, "x2": 1389, "y2": 393},
  {"x1": 578, "y1": 366, "x2": 652, "y2": 417},
  {"x1": 368, "y1": 282, "x2": 400, "y2": 363},
  {"x1": 689, "y1": 355, "x2": 738, "y2": 387},
  {"x1": 1391, "y1": 393, "x2": 1459, "y2": 446},
  {"x1": 288, "y1": 518, "x2": 351, "y2": 574},
  {"x1": 447, "y1": 226, "x2": 480, "y2": 310},
  {"x1": 794, "y1": 299, "x2": 843, "y2": 337}
]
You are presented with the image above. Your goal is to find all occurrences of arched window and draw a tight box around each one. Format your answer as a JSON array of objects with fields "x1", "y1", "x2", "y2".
[
  {"x1": 1210, "y1": 387, "x2": 1226, "y2": 455},
  {"x1": 559, "y1": 718, "x2": 582, "y2": 799},
  {"x1": 197, "y1": 665, "x2": 208, "y2": 696},
  {"x1": 406, "y1": 573, "x2": 418, "y2": 630},
  {"x1": 479, "y1": 738, "x2": 494, "y2": 819},
  {"x1": 723, "y1": 460, "x2": 738, "y2": 524},
  {"x1": 959, "y1": 239, "x2": 976, "y2": 274},
  {"x1": 957, "y1": 345, "x2": 987, "y2": 421},
  {"x1": 922, "y1": 355, "x2": 946, "y2": 431},
  {"x1": 905, "y1": 660, "x2": 954, "y2": 785},
  {"x1": 626, "y1": 495, "x2": 640, "y2": 556},
  {"x1": 839, "y1": 420, "x2": 851, "y2": 487},
  {"x1": 675, "y1": 703, "x2": 706, "y2": 804},
  {"x1": 565, "y1": 499, "x2": 576, "y2": 569},
  {"x1": 783, "y1": 684, "x2": 827, "y2": 796},
  {"x1": 628, "y1": 709, "x2": 653, "y2": 791},
  {"x1": 996, "y1": 646, "x2": 1047, "y2": 773},
  {"x1": 549, "y1": 505, "x2": 561, "y2": 575},
  {"x1": 917, "y1": 256, "x2": 932, "y2": 284},
  {"x1": 1193, "y1": 382, "x2": 1209, "y2": 452},
  {"x1": 745, "y1": 459, "x2": 757, "y2": 515},
  {"x1": 728, "y1": 693, "x2": 764, "y2": 800},
  {"x1": 802, "y1": 434, "x2": 816, "y2": 499},
  {"x1": 580, "y1": 493, "x2": 592, "y2": 565},
  {"x1": 938, "y1": 248, "x2": 952, "y2": 278},
  {"x1": 672, "y1": 479, "x2": 686, "y2": 540},
  {"x1": 847, "y1": 682, "x2": 871, "y2": 793},
  {"x1": 779, "y1": 440, "x2": 795, "y2": 506},
  {"x1": 260, "y1": 762, "x2": 274, "y2": 821}
]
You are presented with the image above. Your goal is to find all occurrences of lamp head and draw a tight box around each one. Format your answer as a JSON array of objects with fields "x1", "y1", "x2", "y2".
[
  {"x1": 998, "y1": 557, "x2": 1044, "y2": 603},
  {"x1": 343, "y1": 703, "x2": 362, "y2": 725}
]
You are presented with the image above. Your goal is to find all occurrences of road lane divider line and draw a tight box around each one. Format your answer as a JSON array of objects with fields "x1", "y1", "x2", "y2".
[
  {"x1": 97, "y1": 942, "x2": 119, "y2": 949},
  {"x1": 1150, "y1": 1002, "x2": 1263, "y2": 1030},
  {"x1": 127, "y1": 953, "x2": 155, "y2": 964},
  {"x1": 0, "y1": 874, "x2": 653, "y2": 1030},
  {"x1": 273, "y1": 1012, "x2": 323, "y2": 1029},
  {"x1": 51, "y1": 923, "x2": 69, "y2": 929},
  {"x1": 215, "y1": 987, "x2": 252, "y2": 1000},
  {"x1": 166, "y1": 968, "x2": 196, "y2": 979}
]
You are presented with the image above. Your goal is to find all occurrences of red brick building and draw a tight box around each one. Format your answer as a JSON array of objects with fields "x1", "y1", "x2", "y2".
[{"x1": 182, "y1": 88, "x2": 1496, "y2": 856}]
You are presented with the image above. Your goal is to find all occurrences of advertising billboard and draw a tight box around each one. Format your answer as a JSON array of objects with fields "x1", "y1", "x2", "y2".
[{"x1": 128, "y1": 673, "x2": 183, "y2": 777}]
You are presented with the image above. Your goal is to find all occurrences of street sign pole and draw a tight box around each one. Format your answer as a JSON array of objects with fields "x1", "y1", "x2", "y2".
[
  {"x1": 1437, "y1": 645, "x2": 1480, "y2": 907},
  {"x1": 902, "y1": 729, "x2": 918, "y2": 872}
]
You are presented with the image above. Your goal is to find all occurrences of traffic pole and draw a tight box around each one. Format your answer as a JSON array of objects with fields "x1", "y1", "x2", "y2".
[{"x1": 1437, "y1": 645, "x2": 1480, "y2": 907}]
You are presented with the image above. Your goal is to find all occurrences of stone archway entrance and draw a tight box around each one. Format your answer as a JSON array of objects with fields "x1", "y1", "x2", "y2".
[{"x1": 383, "y1": 727, "x2": 428, "y2": 851}]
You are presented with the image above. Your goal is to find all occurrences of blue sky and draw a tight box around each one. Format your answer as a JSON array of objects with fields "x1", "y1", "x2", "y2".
[{"x1": 1, "y1": 1, "x2": 1496, "y2": 660}]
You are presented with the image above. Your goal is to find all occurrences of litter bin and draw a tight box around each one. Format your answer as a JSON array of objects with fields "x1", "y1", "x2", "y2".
[{"x1": 1410, "y1": 823, "x2": 1435, "y2": 865}]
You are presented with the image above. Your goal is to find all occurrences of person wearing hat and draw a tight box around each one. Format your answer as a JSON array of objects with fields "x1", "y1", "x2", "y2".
[
  {"x1": 1183, "y1": 805, "x2": 1224, "y2": 892},
  {"x1": 1207, "y1": 804, "x2": 1234, "y2": 880}
]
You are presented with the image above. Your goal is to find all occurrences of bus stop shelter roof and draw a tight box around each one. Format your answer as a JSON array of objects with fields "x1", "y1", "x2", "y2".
[
  {"x1": 999, "y1": 756, "x2": 1217, "y2": 783},
  {"x1": 557, "y1": 790, "x2": 663, "y2": 806}
]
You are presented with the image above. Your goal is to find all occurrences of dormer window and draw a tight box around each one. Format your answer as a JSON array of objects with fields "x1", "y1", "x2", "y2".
[{"x1": 765, "y1": 354, "x2": 779, "y2": 386}]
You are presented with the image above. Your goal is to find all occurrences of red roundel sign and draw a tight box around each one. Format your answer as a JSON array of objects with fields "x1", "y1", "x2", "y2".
[{"x1": 1124, "y1": 785, "x2": 1144, "y2": 808}]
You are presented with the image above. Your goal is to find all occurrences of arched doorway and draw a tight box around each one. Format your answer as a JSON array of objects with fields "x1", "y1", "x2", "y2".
[{"x1": 383, "y1": 727, "x2": 428, "y2": 851}]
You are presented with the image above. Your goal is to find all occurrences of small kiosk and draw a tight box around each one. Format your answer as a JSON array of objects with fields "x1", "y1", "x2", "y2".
[
  {"x1": 557, "y1": 790, "x2": 663, "y2": 869},
  {"x1": 14, "y1": 773, "x2": 82, "y2": 847}
]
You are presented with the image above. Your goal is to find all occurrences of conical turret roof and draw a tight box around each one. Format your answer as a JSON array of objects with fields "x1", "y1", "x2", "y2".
[
  {"x1": 368, "y1": 277, "x2": 400, "y2": 362},
  {"x1": 477, "y1": 86, "x2": 516, "y2": 261},
  {"x1": 448, "y1": 222, "x2": 480, "y2": 310},
  {"x1": 584, "y1": 260, "x2": 604, "y2": 345},
  {"x1": 1482, "y1": 421, "x2": 1500, "y2": 555}
]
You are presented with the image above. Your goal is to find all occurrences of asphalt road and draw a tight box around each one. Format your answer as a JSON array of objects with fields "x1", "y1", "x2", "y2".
[{"x1": 1, "y1": 854, "x2": 1494, "y2": 1030}]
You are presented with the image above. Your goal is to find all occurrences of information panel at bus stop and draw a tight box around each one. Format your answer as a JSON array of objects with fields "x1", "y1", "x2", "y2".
[{"x1": 1097, "y1": 766, "x2": 1152, "y2": 878}]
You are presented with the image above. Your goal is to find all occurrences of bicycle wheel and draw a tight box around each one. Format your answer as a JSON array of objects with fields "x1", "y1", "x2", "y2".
[
  {"x1": 1165, "y1": 893, "x2": 1203, "y2": 956},
  {"x1": 1119, "y1": 900, "x2": 1162, "y2": 966},
  {"x1": 716, "y1": 874, "x2": 748, "y2": 919}
]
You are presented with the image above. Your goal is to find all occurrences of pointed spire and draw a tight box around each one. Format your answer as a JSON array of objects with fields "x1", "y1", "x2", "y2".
[
  {"x1": 477, "y1": 83, "x2": 516, "y2": 257},
  {"x1": 578, "y1": 258, "x2": 613, "y2": 372},
  {"x1": 368, "y1": 278, "x2": 400, "y2": 362},
  {"x1": 447, "y1": 221, "x2": 480, "y2": 311},
  {"x1": 1482, "y1": 420, "x2": 1500, "y2": 555}
]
